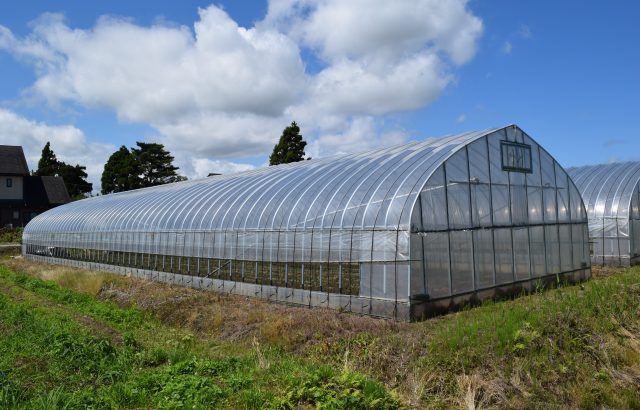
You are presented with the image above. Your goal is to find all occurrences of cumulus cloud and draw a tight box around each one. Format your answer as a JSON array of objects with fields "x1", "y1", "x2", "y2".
[
  {"x1": 186, "y1": 157, "x2": 256, "y2": 179},
  {"x1": 305, "y1": 54, "x2": 450, "y2": 116},
  {"x1": 10, "y1": 9, "x2": 306, "y2": 123},
  {"x1": 0, "y1": 0, "x2": 483, "y2": 172},
  {"x1": 0, "y1": 108, "x2": 114, "y2": 189},
  {"x1": 308, "y1": 117, "x2": 408, "y2": 157},
  {"x1": 265, "y1": 0, "x2": 482, "y2": 65}
]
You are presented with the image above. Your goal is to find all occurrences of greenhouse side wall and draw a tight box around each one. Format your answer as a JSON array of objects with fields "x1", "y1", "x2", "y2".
[
  {"x1": 23, "y1": 229, "x2": 415, "y2": 320},
  {"x1": 24, "y1": 135, "x2": 467, "y2": 321}
]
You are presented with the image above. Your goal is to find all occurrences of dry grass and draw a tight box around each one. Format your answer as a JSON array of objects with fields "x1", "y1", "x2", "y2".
[
  {"x1": 4, "y1": 256, "x2": 122, "y2": 296},
  {"x1": 2, "y1": 257, "x2": 400, "y2": 350},
  {"x1": 456, "y1": 373, "x2": 507, "y2": 410},
  {"x1": 591, "y1": 264, "x2": 624, "y2": 277}
]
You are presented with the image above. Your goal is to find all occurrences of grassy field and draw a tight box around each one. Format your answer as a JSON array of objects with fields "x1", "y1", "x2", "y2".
[{"x1": 1, "y1": 257, "x2": 640, "y2": 409}]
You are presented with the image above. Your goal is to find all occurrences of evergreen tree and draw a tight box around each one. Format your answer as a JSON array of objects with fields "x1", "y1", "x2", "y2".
[
  {"x1": 35, "y1": 142, "x2": 60, "y2": 176},
  {"x1": 101, "y1": 142, "x2": 185, "y2": 194},
  {"x1": 58, "y1": 163, "x2": 93, "y2": 198},
  {"x1": 269, "y1": 121, "x2": 308, "y2": 165},
  {"x1": 101, "y1": 146, "x2": 140, "y2": 194},
  {"x1": 131, "y1": 142, "x2": 183, "y2": 188},
  {"x1": 35, "y1": 141, "x2": 92, "y2": 199}
]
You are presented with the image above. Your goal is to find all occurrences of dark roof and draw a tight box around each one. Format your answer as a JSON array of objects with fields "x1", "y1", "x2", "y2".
[
  {"x1": 24, "y1": 176, "x2": 70, "y2": 206},
  {"x1": 41, "y1": 176, "x2": 71, "y2": 204},
  {"x1": 0, "y1": 145, "x2": 29, "y2": 175}
]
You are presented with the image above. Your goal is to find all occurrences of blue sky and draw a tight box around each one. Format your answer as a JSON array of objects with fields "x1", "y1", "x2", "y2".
[{"x1": 0, "y1": 0, "x2": 638, "y2": 190}]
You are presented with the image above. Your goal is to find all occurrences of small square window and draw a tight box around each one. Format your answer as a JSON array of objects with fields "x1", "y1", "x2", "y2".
[
  {"x1": 12, "y1": 210, "x2": 19, "y2": 219},
  {"x1": 500, "y1": 141, "x2": 532, "y2": 173},
  {"x1": 6, "y1": 178, "x2": 12, "y2": 188}
]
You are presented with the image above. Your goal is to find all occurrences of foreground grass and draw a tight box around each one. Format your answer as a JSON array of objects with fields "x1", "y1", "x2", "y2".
[
  {"x1": 2, "y1": 257, "x2": 640, "y2": 408},
  {"x1": 321, "y1": 268, "x2": 640, "y2": 408},
  {"x1": 0, "y1": 262, "x2": 399, "y2": 409}
]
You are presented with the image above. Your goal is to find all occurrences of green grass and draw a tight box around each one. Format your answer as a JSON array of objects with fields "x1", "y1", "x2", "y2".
[
  {"x1": 313, "y1": 268, "x2": 640, "y2": 408},
  {"x1": 0, "y1": 264, "x2": 400, "y2": 409},
  {"x1": 2, "y1": 257, "x2": 640, "y2": 409}
]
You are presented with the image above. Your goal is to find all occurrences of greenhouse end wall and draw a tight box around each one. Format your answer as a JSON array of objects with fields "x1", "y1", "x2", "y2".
[
  {"x1": 407, "y1": 127, "x2": 591, "y2": 319},
  {"x1": 22, "y1": 125, "x2": 591, "y2": 321}
]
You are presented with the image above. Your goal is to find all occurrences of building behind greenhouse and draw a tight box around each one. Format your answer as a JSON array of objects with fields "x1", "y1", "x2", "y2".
[
  {"x1": 23, "y1": 125, "x2": 591, "y2": 321},
  {"x1": 567, "y1": 162, "x2": 640, "y2": 266}
]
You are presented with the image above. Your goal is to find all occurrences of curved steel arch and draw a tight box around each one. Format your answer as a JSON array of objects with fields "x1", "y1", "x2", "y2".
[{"x1": 567, "y1": 161, "x2": 640, "y2": 266}]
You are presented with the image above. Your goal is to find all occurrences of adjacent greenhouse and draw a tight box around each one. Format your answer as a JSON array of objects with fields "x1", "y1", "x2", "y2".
[
  {"x1": 567, "y1": 162, "x2": 640, "y2": 266},
  {"x1": 23, "y1": 125, "x2": 591, "y2": 320}
]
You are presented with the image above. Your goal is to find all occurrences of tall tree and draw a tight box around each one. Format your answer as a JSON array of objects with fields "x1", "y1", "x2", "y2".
[
  {"x1": 58, "y1": 163, "x2": 93, "y2": 198},
  {"x1": 101, "y1": 146, "x2": 139, "y2": 194},
  {"x1": 35, "y1": 141, "x2": 92, "y2": 199},
  {"x1": 131, "y1": 142, "x2": 184, "y2": 188},
  {"x1": 269, "y1": 121, "x2": 308, "y2": 165},
  {"x1": 35, "y1": 142, "x2": 59, "y2": 176},
  {"x1": 101, "y1": 142, "x2": 185, "y2": 194}
]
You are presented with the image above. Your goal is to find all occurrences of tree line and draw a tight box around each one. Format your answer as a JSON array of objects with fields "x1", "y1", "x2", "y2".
[{"x1": 33, "y1": 121, "x2": 309, "y2": 199}]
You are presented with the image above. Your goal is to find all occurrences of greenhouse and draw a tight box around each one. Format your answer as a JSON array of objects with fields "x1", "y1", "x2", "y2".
[
  {"x1": 567, "y1": 162, "x2": 640, "y2": 266},
  {"x1": 22, "y1": 124, "x2": 591, "y2": 321}
]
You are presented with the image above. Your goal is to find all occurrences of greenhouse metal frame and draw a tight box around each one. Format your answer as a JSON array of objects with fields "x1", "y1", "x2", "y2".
[
  {"x1": 23, "y1": 124, "x2": 591, "y2": 321},
  {"x1": 567, "y1": 162, "x2": 640, "y2": 266}
]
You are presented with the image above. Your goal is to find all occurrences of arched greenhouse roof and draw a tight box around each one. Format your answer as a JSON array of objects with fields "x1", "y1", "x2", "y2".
[
  {"x1": 567, "y1": 161, "x2": 640, "y2": 266},
  {"x1": 567, "y1": 162, "x2": 640, "y2": 225},
  {"x1": 26, "y1": 125, "x2": 534, "y2": 236}
]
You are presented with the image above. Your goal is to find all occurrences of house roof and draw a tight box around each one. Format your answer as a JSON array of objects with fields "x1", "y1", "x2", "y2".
[
  {"x1": 24, "y1": 176, "x2": 71, "y2": 207},
  {"x1": 0, "y1": 145, "x2": 29, "y2": 175}
]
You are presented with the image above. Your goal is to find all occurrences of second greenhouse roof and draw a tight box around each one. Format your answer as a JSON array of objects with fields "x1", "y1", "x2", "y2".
[{"x1": 567, "y1": 161, "x2": 640, "y2": 223}]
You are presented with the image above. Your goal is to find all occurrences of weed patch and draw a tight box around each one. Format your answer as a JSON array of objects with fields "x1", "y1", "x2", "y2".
[{"x1": 0, "y1": 261, "x2": 399, "y2": 409}]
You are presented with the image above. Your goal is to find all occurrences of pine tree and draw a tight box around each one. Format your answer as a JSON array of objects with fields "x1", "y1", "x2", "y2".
[
  {"x1": 35, "y1": 142, "x2": 60, "y2": 176},
  {"x1": 35, "y1": 141, "x2": 92, "y2": 199},
  {"x1": 269, "y1": 122, "x2": 308, "y2": 165},
  {"x1": 58, "y1": 163, "x2": 93, "y2": 198},
  {"x1": 131, "y1": 142, "x2": 183, "y2": 188},
  {"x1": 101, "y1": 146, "x2": 140, "y2": 194},
  {"x1": 101, "y1": 142, "x2": 185, "y2": 194}
]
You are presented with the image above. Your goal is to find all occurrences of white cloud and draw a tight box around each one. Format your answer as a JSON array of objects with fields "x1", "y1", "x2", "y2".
[
  {"x1": 309, "y1": 117, "x2": 408, "y2": 157},
  {"x1": 456, "y1": 114, "x2": 466, "y2": 123},
  {"x1": 186, "y1": 157, "x2": 256, "y2": 179},
  {"x1": 0, "y1": 108, "x2": 255, "y2": 191},
  {"x1": 12, "y1": 9, "x2": 306, "y2": 123},
  {"x1": 0, "y1": 1, "x2": 483, "y2": 167},
  {"x1": 156, "y1": 112, "x2": 290, "y2": 158},
  {"x1": 306, "y1": 54, "x2": 450, "y2": 116},
  {"x1": 265, "y1": 0, "x2": 482, "y2": 65},
  {"x1": 0, "y1": 108, "x2": 114, "y2": 190}
]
